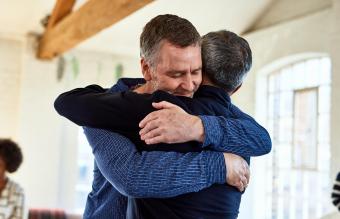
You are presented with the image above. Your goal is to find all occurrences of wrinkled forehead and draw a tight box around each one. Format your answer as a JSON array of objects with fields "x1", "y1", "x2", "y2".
[{"x1": 156, "y1": 41, "x2": 201, "y2": 67}]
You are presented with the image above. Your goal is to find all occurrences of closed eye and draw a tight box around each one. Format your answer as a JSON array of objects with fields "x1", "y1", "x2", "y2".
[
  {"x1": 192, "y1": 69, "x2": 202, "y2": 75},
  {"x1": 167, "y1": 71, "x2": 185, "y2": 78}
]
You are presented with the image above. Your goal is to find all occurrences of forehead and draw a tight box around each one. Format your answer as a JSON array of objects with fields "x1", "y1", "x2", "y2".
[{"x1": 156, "y1": 41, "x2": 202, "y2": 69}]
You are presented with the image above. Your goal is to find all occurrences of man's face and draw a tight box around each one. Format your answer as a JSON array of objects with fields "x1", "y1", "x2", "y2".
[{"x1": 143, "y1": 41, "x2": 202, "y2": 97}]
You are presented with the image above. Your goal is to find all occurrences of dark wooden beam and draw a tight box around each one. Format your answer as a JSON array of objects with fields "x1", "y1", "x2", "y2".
[{"x1": 38, "y1": 0, "x2": 153, "y2": 60}]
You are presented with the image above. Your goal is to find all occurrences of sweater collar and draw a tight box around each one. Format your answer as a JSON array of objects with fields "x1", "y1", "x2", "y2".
[{"x1": 194, "y1": 85, "x2": 231, "y2": 104}]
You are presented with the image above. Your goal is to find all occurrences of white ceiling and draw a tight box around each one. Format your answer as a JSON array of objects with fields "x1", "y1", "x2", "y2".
[{"x1": 0, "y1": 0, "x2": 272, "y2": 57}]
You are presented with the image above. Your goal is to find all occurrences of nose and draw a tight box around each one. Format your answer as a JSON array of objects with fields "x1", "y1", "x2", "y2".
[{"x1": 181, "y1": 74, "x2": 195, "y2": 92}]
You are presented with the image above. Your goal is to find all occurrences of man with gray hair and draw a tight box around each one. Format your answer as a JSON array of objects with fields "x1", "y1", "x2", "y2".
[{"x1": 55, "y1": 14, "x2": 271, "y2": 218}]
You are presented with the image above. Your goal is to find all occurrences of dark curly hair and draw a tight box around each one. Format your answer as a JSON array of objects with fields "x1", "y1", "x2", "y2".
[{"x1": 0, "y1": 139, "x2": 23, "y2": 173}]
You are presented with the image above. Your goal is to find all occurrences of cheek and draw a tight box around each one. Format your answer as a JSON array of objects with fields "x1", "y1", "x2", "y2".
[
  {"x1": 193, "y1": 75, "x2": 202, "y2": 85},
  {"x1": 159, "y1": 78, "x2": 179, "y2": 91}
]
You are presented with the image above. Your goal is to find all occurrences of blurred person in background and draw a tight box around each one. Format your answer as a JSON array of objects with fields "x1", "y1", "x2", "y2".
[
  {"x1": 332, "y1": 171, "x2": 340, "y2": 211},
  {"x1": 0, "y1": 138, "x2": 25, "y2": 219}
]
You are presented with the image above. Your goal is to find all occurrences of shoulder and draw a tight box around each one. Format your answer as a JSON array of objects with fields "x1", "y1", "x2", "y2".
[
  {"x1": 7, "y1": 179, "x2": 24, "y2": 196},
  {"x1": 110, "y1": 78, "x2": 145, "y2": 92}
]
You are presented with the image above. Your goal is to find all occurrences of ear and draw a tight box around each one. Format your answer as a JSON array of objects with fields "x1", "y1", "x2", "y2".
[
  {"x1": 230, "y1": 83, "x2": 242, "y2": 95},
  {"x1": 140, "y1": 58, "x2": 152, "y2": 81}
]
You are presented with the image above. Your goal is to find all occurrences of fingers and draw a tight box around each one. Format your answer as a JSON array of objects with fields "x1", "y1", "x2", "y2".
[
  {"x1": 244, "y1": 165, "x2": 250, "y2": 185},
  {"x1": 139, "y1": 117, "x2": 160, "y2": 136},
  {"x1": 153, "y1": 101, "x2": 185, "y2": 113},
  {"x1": 139, "y1": 102, "x2": 177, "y2": 128},
  {"x1": 144, "y1": 136, "x2": 165, "y2": 145},
  {"x1": 241, "y1": 175, "x2": 248, "y2": 190},
  {"x1": 152, "y1": 101, "x2": 177, "y2": 110},
  {"x1": 241, "y1": 160, "x2": 250, "y2": 185},
  {"x1": 139, "y1": 111, "x2": 159, "y2": 128},
  {"x1": 238, "y1": 180, "x2": 245, "y2": 192},
  {"x1": 140, "y1": 128, "x2": 163, "y2": 142}
]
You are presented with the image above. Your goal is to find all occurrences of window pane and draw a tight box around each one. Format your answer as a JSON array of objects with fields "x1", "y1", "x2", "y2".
[
  {"x1": 277, "y1": 144, "x2": 292, "y2": 168},
  {"x1": 293, "y1": 89, "x2": 318, "y2": 169},
  {"x1": 278, "y1": 117, "x2": 293, "y2": 144},
  {"x1": 318, "y1": 143, "x2": 331, "y2": 171},
  {"x1": 279, "y1": 91, "x2": 293, "y2": 117}
]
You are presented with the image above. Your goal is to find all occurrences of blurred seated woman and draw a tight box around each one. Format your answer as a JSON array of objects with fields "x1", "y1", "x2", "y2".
[{"x1": 0, "y1": 138, "x2": 24, "y2": 219}]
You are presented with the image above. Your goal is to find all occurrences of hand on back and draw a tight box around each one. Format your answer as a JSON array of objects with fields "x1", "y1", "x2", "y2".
[{"x1": 139, "y1": 101, "x2": 204, "y2": 144}]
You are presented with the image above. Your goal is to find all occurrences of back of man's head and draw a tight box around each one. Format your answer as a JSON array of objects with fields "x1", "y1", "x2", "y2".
[
  {"x1": 140, "y1": 14, "x2": 201, "y2": 67},
  {"x1": 202, "y1": 30, "x2": 252, "y2": 93}
]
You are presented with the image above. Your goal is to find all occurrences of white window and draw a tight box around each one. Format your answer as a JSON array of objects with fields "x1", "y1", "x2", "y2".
[{"x1": 264, "y1": 57, "x2": 332, "y2": 219}]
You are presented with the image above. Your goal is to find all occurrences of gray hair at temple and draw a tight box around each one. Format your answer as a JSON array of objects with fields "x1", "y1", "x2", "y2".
[
  {"x1": 202, "y1": 30, "x2": 252, "y2": 93},
  {"x1": 140, "y1": 14, "x2": 201, "y2": 67}
]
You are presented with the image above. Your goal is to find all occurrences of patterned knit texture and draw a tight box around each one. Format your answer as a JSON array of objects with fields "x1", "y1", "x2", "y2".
[
  {"x1": 200, "y1": 114, "x2": 271, "y2": 156},
  {"x1": 83, "y1": 127, "x2": 225, "y2": 219},
  {"x1": 86, "y1": 128, "x2": 226, "y2": 197}
]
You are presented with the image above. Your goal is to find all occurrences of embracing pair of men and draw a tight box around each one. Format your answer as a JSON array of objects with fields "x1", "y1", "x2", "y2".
[{"x1": 55, "y1": 14, "x2": 271, "y2": 219}]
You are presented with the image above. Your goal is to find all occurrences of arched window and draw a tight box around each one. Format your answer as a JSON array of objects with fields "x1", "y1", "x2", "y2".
[{"x1": 255, "y1": 56, "x2": 333, "y2": 219}]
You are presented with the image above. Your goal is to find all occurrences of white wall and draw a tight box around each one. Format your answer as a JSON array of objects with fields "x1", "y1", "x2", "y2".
[
  {"x1": 0, "y1": 35, "x2": 140, "y2": 210},
  {"x1": 251, "y1": 0, "x2": 332, "y2": 30},
  {"x1": 0, "y1": 39, "x2": 23, "y2": 138}
]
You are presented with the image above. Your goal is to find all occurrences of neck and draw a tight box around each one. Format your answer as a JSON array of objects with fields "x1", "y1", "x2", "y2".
[
  {"x1": 201, "y1": 77, "x2": 214, "y2": 87},
  {"x1": 202, "y1": 77, "x2": 233, "y2": 96},
  {"x1": 134, "y1": 82, "x2": 154, "y2": 94}
]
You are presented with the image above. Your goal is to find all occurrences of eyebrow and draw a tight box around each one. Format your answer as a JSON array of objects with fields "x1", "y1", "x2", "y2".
[{"x1": 192, "y1": 67, "x2": 202, "y2": 72}]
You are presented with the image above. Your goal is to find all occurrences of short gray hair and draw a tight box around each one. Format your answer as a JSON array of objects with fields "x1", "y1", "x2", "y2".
[
  {"x1": 202, "y1": 30, "x2": 252, "y2": 92},
  {"x1": 140, "y1": 14, "x2": 201, "y2": 67}
]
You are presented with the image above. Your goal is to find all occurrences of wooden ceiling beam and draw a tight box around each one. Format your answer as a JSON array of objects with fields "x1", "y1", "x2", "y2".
[
  {"x1": 46, "y1": 0, "x2": 76, "y2": 29},
  {"x1": 38, "y1": 0, "x2": 153, "y2": 60}
]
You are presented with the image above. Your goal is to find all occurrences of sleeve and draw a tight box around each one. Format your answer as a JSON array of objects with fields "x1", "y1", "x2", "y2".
[
  {"x1": 84, "y1": 127, "x2": 226, "y2": 198},
  {"x1": 54, "y1": 86, "x2": 184, "y2": 131},
  {"x1": 200, "y1": 105, "x2": 272, "y2": 157},
  {"x1": 331, "y1": 172, "x2": 340, "y2": 211},
  {"x1": 54, "y1": 86, "x2": 200, "y2": 150},
  {"x1": 53, "y1": 85, "x2": 135, "y2": 129}
]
